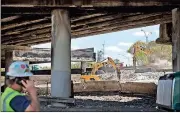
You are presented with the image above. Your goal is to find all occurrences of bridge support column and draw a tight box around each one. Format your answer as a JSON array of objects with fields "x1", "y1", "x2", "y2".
[
  {"x1": 172, "y1": 8, "x2": 180, "y2": 72},
  {"x1": 51, "y1": 9, "x2": 71, "y2": 97}
]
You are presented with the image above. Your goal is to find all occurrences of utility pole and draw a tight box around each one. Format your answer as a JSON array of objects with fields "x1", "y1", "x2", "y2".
[
  {"x1": 102, "y1": 41, "x2": 105, "y2": 60},
  {"x1": 141, "y1": 29, "x2": 148, "y2": 44},
  {"x1": 141, "y1": 29, "x2": 152, "y2": 44},
  {"x1": 141, "y1": 29, "x2": 152, "y2": 48},
  {"x1": 130, "y1": 46, "x2": 136, "y2": 70},
  {"x1": 133, "y1": 56, "x2": 136, "y2": 70},
  {"x1": 132, "y1": 47, "x2": 136, "y2": 70}
]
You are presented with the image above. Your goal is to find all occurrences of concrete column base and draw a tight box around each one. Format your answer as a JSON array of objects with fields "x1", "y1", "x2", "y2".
[{"x1": 51, "y1": 70, "x2": 71, "y2": 97}]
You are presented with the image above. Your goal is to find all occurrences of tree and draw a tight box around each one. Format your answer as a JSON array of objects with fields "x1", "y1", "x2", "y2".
[
  {"x1": 127, "y1": 41, "x2": 148, "y2": 65},
  {"x1": 127, "y1": 40, "x2": 172, "y2": 66},
  {"x1": 71, "y1": 63, "x2": 81, "y2": 69},
  {"x1": 148, "y1": 41, "x2": 172, "y2": 62}
]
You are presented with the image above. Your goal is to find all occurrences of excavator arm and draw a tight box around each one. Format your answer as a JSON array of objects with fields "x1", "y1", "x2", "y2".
[
  {"x1": 91, "y1": 62, "x2": 104, "y2": 75},
  {"x1": 91, "y1": 57, "x2": 120, "y2": 75},
  {"x1": 107, "y1": 57, "x2": 117, "y2": 70}
]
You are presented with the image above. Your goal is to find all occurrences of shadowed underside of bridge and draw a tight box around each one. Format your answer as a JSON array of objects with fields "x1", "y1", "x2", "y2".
[
  {"x1": 1, "y1": 0, "x2": 180, "y2": 100},
  {"x1": 1, "y1": 0, "x2": 180, "y2": 46}
]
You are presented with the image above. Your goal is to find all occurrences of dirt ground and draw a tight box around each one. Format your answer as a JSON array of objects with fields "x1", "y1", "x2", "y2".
[{"x1": 40, "y1": 92, "x2": 157, "y2": 112}]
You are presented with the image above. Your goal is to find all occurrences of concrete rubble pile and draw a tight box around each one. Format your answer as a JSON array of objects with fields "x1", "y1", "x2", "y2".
[
  {"x1": 120, "y1": 70, "x2": 168, "y2": 84},
  {"x1": 98, "y1": 72, "x2": 119, "y2": 81},
  {"x1": 82, "y1": 69, "x2": 172, "y2": 84}
]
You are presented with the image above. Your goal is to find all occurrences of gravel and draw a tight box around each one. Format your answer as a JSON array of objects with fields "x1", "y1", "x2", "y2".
[{"x1": 120, "y1": 70, "x2": 162, "y2": 83}]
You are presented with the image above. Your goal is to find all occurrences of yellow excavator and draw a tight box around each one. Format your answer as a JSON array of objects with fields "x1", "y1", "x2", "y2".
[{"x1": 80, "y1": 57, "x2": 121, "y2": 82}]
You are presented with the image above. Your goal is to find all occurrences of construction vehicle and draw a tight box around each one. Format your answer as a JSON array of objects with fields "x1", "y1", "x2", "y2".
[{"x1": 80, "y1": 57, "x2": 121, "y2": 82}]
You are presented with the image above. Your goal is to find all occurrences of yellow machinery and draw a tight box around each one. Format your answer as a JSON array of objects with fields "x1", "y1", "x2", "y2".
[{"x1": 80, "y1": 57, "x2": 121, "y2": 82}]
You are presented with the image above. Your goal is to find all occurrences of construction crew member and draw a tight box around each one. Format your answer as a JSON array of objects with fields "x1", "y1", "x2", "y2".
[{"x1": 1, "y1": 61, "x2": 40, "y2": 112}]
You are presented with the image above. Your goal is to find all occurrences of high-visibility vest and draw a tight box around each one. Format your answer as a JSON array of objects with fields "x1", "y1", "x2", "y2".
[{"x1": 1, "y1": 87, "x2": 22, "y2": 112}]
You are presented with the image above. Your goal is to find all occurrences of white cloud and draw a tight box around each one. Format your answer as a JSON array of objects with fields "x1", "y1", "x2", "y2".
[
  {"x1": 133, "y1": 31, "x2": 152, "y2": 37},
  {"x1": 105, "y1": 46, "x2": 123, "y2": 52},
  {"x1": 118, "y1": 42, "x2": 133, "y2": 47},
  {"x1": 71, "y1": 46, "x2": 79, "y2": 50}
]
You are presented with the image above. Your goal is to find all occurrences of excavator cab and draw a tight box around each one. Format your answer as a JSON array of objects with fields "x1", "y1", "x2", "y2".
[
  {"x1": 82, "y1": 72, "x2": 91, "y2": 75},
  {"x1": 81, "y1": 71, "x2": 100, "y2": 82}
]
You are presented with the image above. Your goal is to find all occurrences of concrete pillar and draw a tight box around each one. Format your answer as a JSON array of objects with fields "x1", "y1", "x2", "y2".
[
  {"x1": 172, "y1": 8, "x2": 180, "y2": 72},
  {"x1": 81, "y1": 61, "x2": 87, "y2": 74},
  {"x1": 51, "y1": 9, "x2": 71, "y2": 97},
  {"x1": 5, "y1": 50, "x2": 13, "y2": 86}
]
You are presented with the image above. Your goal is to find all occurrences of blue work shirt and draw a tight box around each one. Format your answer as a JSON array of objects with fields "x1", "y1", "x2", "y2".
[{"x1": 10, "y1": 95, "x2": 31, "y2": 112}]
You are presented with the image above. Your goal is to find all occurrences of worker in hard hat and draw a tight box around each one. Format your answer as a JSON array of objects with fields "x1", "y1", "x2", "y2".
[{"x1": 1, "y1": 61, "x2": 40, "y2": 112}]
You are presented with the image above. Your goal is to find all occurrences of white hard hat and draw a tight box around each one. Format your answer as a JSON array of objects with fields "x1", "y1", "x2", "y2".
[{"x1": 6, "y1": 61, "x2": 33, "y2": 77}]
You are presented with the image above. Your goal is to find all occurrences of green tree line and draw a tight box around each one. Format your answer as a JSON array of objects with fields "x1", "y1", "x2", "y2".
[{"x1": 127, "y1": 41, "x2": 172, "y2": 66}]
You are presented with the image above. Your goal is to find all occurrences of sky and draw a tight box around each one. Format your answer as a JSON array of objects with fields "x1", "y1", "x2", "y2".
[{"x1": 32, "y1": 25, "x2": 159, "y2": 66}]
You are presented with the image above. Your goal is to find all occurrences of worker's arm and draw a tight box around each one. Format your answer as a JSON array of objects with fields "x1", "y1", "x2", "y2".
[{"x1": 22, "y1": 80, "x2": 40, "y2": 112}]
